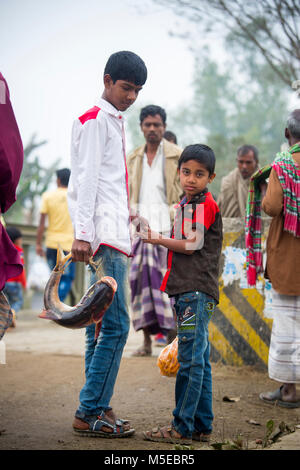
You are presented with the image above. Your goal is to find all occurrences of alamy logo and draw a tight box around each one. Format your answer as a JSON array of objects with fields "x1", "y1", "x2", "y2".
[
  {"x1": 91, "y1": 202, "x2": 205, "y2": 252},
  {"x1": 173, "y1": 204, "x2": 205, "y2": 251}
]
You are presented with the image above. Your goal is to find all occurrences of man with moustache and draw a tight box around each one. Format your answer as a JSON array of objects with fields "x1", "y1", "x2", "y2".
[{"x1": 217, "y1": 145, "x2": 259, "y2": 218}]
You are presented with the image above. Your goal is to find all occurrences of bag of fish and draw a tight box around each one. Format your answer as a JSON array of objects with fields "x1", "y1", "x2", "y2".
[{"x1": 157, "y1": 337, "x2": 179, "y2": 377}]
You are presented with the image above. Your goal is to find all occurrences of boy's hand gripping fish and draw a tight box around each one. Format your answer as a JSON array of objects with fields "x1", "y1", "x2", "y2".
[{"x1": 39, "y1": 249, "x2": 117, "y2": 339}]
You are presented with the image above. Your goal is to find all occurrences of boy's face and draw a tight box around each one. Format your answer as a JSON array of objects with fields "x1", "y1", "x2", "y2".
[
  {"x1": 14, "y1": 237, "x2": 23, "y2": 248},
  {"x1": 178, "y1": 159, "x2": 215, "y2": 199},
  {"x1": 140, "y1": 114, "x2": 166, "y2": 145},
  {"x1": 103, "y1": 75, "x2": 142, "y2": 112}
]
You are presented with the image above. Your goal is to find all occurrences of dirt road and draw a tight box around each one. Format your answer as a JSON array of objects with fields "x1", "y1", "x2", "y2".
[{"x1": 1, "y1": 310, "x2": 300, "y2": 451}]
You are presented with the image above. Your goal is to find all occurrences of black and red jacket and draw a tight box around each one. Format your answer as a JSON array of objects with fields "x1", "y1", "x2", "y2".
[{"x1": 160, "y1": 189, "x2": 223, "y2": 303}]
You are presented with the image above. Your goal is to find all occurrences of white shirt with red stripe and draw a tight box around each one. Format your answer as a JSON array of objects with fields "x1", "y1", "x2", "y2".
[{"x1": 68, "y1": 98, "x2": 131, "y2": 256}]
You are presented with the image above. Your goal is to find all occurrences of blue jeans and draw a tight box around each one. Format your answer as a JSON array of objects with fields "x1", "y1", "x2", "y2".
[
  {"x1": 46, "y1": 248, "x2": 75, "y2": 301},
  {"x1": 77, "y1": 245, "x2": 130, "y2": 415},
  {"x1": 3, "y1": 282, "x2": 23, "y2": 313},
  {"x1": 172, "y1": 291, "x2": 216, "y2": 437}
]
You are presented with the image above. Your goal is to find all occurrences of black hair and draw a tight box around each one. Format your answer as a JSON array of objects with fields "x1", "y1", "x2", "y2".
[
  {"x1": 56, "y1": 168, "x2": 70, "y2": 187},
  {"x1": 139, "y1": 105, "x2": 167, "y2": 125},
  {"x1": 104, "y1": 51, "x2": 147, "y2": 86},
  {"x1": 164, "y1": 130, "x2": 177, "y2": 144},
  {"x1": 237, "y1": 144, "x2": 259, "y2": 163},
  {"x1": 6, "y1": 226, "x2": 22, "y2": 243},
  {"x1": 178, "y1": 144, "x2": 216, "y2": 175}
]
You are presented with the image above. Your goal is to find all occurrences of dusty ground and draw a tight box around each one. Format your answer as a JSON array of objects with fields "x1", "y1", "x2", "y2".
[{"x1": 1, "y1": 310, "x2": 300, "y2": 451}]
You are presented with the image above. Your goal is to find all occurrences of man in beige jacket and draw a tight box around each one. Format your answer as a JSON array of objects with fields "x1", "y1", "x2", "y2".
[
  {"x1": 217, "y1": 145, "x2": 259, "y2": 218},
  {"x1": 127, "y1": 105, "x2": 182, "y2": 355}
]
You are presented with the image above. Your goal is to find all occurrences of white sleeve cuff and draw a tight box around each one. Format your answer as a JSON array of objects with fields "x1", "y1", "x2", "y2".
[{"x1": 75, "y1": 222, "x2": 95, "y2": 243}]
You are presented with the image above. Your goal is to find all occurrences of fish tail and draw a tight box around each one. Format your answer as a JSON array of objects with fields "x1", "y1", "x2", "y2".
[
  {"x1": 55, "y1": 246, "x2": 72, "y2": 272},
  {"x1": 56, "y1": 245, "x2": 65, "y2": 267}
]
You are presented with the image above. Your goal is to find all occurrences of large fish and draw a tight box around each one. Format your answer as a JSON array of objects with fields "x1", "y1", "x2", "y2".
[{"x1": 39, "y1": 249, "x2": 117, "y2": 338}]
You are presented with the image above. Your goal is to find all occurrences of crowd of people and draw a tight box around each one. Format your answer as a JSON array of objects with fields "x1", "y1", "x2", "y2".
[{"x1": 0, "y1": 49, "x2": 299, "y2": 443}]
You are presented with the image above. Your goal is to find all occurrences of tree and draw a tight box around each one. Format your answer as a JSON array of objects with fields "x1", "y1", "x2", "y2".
[
  {"x1": 197, "y1": 56, "x2": 288, "y2": 193},
  {"x1": 5, "y1": 135, "x2": 60, "y2": 224},
  {"x1": 154, "y1": 0, "x2": 300, "y2": 86}
]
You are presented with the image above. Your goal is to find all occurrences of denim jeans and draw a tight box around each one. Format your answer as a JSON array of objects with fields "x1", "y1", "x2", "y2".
[
  {"x1": 172, "y1": 291, "x2": 216, "y2": 437},
  {"x1": 77, "y1": 245, "x2": 130, "y2": 415},
  {"x1": 46, "y1": 248, "x2": 76, "y2": 301},
  {"x1": 3, "y1": 282, "x2": 23, "y2": 313}
]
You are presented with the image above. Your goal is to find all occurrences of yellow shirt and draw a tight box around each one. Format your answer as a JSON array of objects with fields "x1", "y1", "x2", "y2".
[{"x1": 40, "y1": 187, "x2": 74, "y2": 251}]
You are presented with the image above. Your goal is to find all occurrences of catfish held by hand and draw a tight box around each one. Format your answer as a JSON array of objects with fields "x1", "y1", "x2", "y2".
[{"x1": 39, "y1": 249, "x2": 117, "y2": 339}]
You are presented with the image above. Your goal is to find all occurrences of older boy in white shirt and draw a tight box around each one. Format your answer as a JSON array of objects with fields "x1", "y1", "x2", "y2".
[{"x1": 68, "y1": 51, "x2": 147, "y2": 438}]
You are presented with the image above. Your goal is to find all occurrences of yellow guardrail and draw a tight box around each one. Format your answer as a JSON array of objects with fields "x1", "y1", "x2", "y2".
[{"x1": 209, "y1": 218, "x2": 272, "y2": 370}]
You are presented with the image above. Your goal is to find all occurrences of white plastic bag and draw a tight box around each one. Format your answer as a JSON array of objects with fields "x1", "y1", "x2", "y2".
[{"x1": 27, "y1": 258, "x2": 51, "y2": 291}]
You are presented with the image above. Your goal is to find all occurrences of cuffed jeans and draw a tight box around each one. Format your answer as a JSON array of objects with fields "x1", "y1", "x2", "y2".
[
  {"x1": 172, "y1": 291, "x2": 216, "y2": 437},
  {"x1": 77, "y1": 245, "x2": 130, "y2": 415}
]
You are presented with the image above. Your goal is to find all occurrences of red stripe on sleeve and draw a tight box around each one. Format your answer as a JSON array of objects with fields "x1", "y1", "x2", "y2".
[{"x1": 78, "y1": 106, "x2": 101, "y2": 125}]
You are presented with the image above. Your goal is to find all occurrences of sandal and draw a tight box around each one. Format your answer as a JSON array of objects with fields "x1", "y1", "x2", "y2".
[
  {"x1": 105, "y1": 409, "x2": 130, "y2": 427},
  {"x1": 259, "y1": 386, "x2": 300, "y2": 408},
  {"x1": 73, "y1": 410, "x2": 135, "y2": 438},
  {"x1": 143, "y1": 425, "x2": 192, "y2": 445}
]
